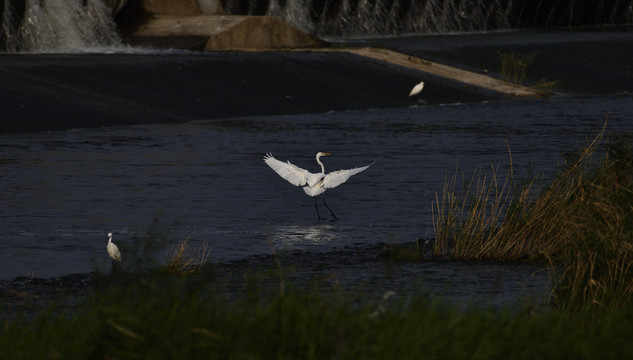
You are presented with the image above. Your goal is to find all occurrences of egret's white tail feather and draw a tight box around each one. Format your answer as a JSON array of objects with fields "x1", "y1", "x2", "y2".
[{"x1": 303, "y1": 184, "x2": 325, "y2": 197}]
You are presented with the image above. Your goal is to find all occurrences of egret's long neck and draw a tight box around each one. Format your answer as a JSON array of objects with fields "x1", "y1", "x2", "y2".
[{"x1": 316, "y1": 155, "x2": 325, "y2": 174}]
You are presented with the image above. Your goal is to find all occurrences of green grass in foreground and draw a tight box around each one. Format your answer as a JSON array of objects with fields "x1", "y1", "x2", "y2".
[{"x1": 2, "y1": 271, "x2": 633, "y2": 360}]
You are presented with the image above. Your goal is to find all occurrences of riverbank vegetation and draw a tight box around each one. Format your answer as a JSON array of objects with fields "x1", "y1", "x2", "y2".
[
  {"x1": 497, "y1": 50, "x2": 558, "y2": 95},
  {"x1": 2, "y1": 265, "x2": 633, "y2": 359},
  {"x1": 498, "y1": 51, "x2": 536, "y2": 85},
  {"x1": 3, "y1": 120, "x2": 633, "y2": 358},
  {"x1": 397, "y1": 118, "x2": 633, "y2": 314}
]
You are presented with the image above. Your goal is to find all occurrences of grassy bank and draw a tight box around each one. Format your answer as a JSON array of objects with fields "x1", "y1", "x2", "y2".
[{"x1": 2, "y1": 269, "x2": 633, "y2": 360}]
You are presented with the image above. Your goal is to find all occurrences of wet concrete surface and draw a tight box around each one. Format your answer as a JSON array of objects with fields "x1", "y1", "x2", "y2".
[
  {"x1": 0, "y1": 50, "x2": 506, "y2": 134},
  {"x1": 2, "y1": 29, "x2": 632, "y2": 134},
  {"x1": 352, "y1": 28, "x2": 633, "y2": 95}
]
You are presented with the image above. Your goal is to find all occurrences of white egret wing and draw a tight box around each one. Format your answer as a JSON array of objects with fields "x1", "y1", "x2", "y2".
[
  {"x1": 322, "y1": 162, "x2": 374, "y2": 189},
  {"x1": 264, "y1": 153, "x2": 313, "y2": 187}
]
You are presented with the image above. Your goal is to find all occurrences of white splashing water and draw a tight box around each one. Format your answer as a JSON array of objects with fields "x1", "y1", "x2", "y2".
[
  {"x1": 224, "y1": 0, "x2": 516, "y2": 37},
  {"x1": 2, "y1": 0, "x2": 121, "y2": 53},
  {"x1": 225, "y1": 0, "x2": 633, "y2": 38}
]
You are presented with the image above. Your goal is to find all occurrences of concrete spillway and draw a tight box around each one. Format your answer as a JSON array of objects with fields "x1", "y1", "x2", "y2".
[
  {"x1": 125, "y1": 14, "x2": 325, "y2": 51},
  {"x1": 114, "y1": 0, "x2": 323, "y2": 50}
]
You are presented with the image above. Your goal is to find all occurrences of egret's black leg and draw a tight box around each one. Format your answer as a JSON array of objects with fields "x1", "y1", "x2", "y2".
[
  {"x1": 322, "y1": 194, "x2": 338, "y2": 221},
  {"x1": 315, "y1": 196, "x2": 323, "y2": 221}
]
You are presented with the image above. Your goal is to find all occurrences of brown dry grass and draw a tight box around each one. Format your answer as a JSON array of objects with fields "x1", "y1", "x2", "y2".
[
  {"x1": 498, "y1": 50, "x2": 537, "y2": 85},
  {"x1": 431, "y1": 117, "x2": 633, "y2": 312},
  {"x1": 163, "y1": 236, "x2": 212, "y2": 276}
]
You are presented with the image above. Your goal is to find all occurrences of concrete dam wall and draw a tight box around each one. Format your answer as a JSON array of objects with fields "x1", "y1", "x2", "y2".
[
  {"x1": 3, "y1": 0, "x2": 633, "y2": 52},
  {"x1": 0, "y1": 0, "x2": 323, "y2": 52}
]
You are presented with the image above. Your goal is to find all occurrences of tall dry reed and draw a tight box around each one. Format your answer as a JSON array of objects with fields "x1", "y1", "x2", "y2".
[
  {"x1": 163, "y1": 236, "x2": 212, "y2": 276},
  {"x1": 498, "y1": 51, "x2": 537, "y2": 85},
  {"x1": 550, "y1": 131, "x2": 633, "y2": 312},
  {"x1": 430, "y1": 130, "x2": 592, "y2": 262},
  {"x1": 432, "y1": 118, "x2": 633, "y2": 311}
]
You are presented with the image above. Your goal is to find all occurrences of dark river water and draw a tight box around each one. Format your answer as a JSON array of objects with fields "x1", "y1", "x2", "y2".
[{"x1": 1, "y1": 93, "x2": 631, "y2": 280}]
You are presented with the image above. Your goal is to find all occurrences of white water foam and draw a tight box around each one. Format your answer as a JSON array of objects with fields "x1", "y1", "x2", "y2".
[
  {"x1": 1, "y1": 0, "x2": 121, "y2": 53},
  {"x1": 224, "y1": 0, "x2": 516, "y2": 37},
  {"x1": 224, "y1": 0, "x2": 633, "y2": 38}
]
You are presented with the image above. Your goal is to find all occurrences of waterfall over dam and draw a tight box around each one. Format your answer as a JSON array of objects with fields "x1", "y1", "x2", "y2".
[
  {"x1": 1, "y1": 0, "x2": 632, "y2": 52},
  {"x1": 224, "y1": 0, "x2": 633, "y2": 37},
  {"x1": 1, "y1": 0, "x2": 121, "y2": 52}
]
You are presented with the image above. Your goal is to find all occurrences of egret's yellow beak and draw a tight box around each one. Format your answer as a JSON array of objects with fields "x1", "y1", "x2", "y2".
[{"x1": 322, "y1": 152, "x2": 332, "y2": 156}]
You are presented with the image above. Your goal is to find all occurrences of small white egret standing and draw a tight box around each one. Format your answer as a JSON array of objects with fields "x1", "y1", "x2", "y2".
[
  {"x1": 106, "y1": 232, "x2": 121, "y2": 269},
  {"x1": 264, "y1": 152, "x2": 373, "y2": 221},
  {"x1": 409, "y1": 81, "x2": 425, "y2": 97}
]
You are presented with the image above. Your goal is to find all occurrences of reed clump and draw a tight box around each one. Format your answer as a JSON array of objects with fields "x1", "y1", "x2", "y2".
[
  {"x1": 552, "y1": 132, "x2": 633, "y2": 312},
  {"x1": 432, "y1": 118, "x2": 633, "y2": 312},
  {"x1": 498, "y1": 50, "x2": 537, "y2": 85},
  {"x1": 163, "y1": 236, "x2": 212, "y2": 276},
  {"x1": 430, "y1": 134, "x2": 583, "y2": 262}
]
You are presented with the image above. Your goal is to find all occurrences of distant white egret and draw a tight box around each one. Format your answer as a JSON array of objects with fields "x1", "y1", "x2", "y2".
[
  {"x1": 409, "y1": 81, "x2": 425, "y2": 97},
  {"x1": 264, "y1": 152, "x2": 373, "y2": 221},
  {"x1": 106, "y1": 232, "x2": 121, "y2": 268}
]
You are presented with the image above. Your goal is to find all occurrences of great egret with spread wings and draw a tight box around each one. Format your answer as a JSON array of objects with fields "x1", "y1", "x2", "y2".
[{"x1": 264, "y1": 152, "x2": 373, "y2": 221}]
